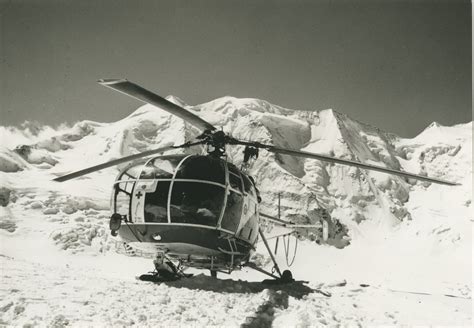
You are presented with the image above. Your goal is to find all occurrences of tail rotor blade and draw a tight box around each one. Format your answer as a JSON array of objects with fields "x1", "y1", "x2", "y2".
[
  {"x1": 53, "y1": 142, "x2": 202, "y2": 182},
  {"x1": 98, "y1": 79, "x2": 216, "y2": 132}
]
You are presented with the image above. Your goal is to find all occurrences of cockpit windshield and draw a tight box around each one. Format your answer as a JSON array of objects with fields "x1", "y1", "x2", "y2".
[
  {"x1": 140, "y1": 155, "x2": 226, "y2": 227},
  {"x1": 169, "y1": 181, "x2": 224, "y2": 226},
  {"x1": 113, "y1": 155, "x2": 258, "y2": 233},
  {"x1": 139, "y1": 156, "x2": 184, "y2": 179},
  {"x1": 174, "y1": 156, "x2": 225, "y2": 184}
]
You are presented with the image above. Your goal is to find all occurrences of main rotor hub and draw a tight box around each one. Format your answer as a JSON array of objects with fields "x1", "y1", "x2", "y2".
[{"x1": 198, "y1": 130, "x2": 233, "y2": 157}]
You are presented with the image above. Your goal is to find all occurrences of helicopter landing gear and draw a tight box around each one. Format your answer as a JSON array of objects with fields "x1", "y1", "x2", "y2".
[
  {"x1": 244, "y1": 228, "x2": 297, "y2": 285},
  {"x1": 258, "y1": 227, "x2": 283, "y2": 277},
  {"x1": 261, "y1": 270, "x2": 295, "y2": 285},
  {"x1": 138, "y1": 256, "x2": 192, "y2": 282}
]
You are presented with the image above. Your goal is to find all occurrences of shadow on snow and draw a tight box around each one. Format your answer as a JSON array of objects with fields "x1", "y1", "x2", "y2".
[{"x1": 140, "y1": 273, "x2": 327, "y2": 328}]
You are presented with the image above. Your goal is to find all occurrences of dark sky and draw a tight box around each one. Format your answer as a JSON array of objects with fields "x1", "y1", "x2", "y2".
[{"x1": 1, "y1": 0, "x2": 471, "y2": 137}]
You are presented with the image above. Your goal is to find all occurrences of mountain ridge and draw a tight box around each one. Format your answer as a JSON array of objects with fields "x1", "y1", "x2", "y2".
[{"x1": 0, "y1": 97, "x2": 471, "y2": 245}]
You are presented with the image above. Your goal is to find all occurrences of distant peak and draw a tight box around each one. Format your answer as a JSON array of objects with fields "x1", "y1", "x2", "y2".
[
  {"x1": 196, "y1": 96, "x2": 295, "y2": 115},
  {"x1": 420, "y1": 121, "x2": 445, "y2": 134},
  {"x1": 427, "y1": 121, "x2": 442, "y2": 129},
  {"x1": 165, "y1": 95, "x2": 187, "y2": 107}
]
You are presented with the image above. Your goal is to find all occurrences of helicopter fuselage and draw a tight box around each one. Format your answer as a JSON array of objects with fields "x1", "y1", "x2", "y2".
[{"x1": 111, "y1": 154, "x2": 260, "y2": 273}]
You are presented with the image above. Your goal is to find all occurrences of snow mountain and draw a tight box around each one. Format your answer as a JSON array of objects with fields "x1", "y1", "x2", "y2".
[
  {"x1": 2, "y1": 96, "x2": 469, "y2": 232},
  {"x1": 0, "y1": 96, "x2": 471, "y2": 326}
]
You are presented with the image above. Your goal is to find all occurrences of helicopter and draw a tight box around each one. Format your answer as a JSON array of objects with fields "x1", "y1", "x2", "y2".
[{"x1": 53, "y1": 79, "x2": 458, "y2": 282}]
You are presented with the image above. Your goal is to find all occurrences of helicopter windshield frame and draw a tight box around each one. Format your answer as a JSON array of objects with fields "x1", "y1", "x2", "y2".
[{"x1": 112, "y1": 154, "x2": 259, "y2": 236}]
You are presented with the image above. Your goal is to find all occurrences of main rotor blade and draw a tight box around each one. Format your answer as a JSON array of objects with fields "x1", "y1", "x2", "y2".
[
  {"x1": 53, "y1": 142, "x2": 202, "y2": 182},
  {"x1": 98, "y1": 79, "x2": 216, "y2": 132},
  {"x1": 232, "y1": 140, "x2": 459, "y2": 186}
]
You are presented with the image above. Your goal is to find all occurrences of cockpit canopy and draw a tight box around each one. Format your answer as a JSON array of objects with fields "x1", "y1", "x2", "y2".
[{"x1": 112, "y1": 155, "x2": 259, "y2": 238}]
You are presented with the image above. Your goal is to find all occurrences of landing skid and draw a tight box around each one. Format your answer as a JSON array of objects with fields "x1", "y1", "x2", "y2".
[
  {"x1": 245, "y1": 262, "x2": 296, "y2": 285},
  {"x1": 138, "y1": 272, "x2": 179, "y2": 282},
  {"x1": 138, "y1": 271, "x2": 193, "y2": 283},
  {"x1": 137, "y1": 228, "x2": 301, "y2": 285}
]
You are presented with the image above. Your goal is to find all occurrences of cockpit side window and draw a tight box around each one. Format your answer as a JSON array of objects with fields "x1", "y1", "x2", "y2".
[
  {"x1": 221, "y1": 191, "x2": 243, "y2": 232},
  {"x1": 228, "y1": 163, "x2": 244, "y2": 191},
  {"x1": 114, "y1": 183, "x2": 132, "y2": 219},
  {"x1": 229, "y1": 172, "x2": 243, "y2": 192},
  {"x1": 241, "y1": 174, "x2": 256, "y2": 196}
]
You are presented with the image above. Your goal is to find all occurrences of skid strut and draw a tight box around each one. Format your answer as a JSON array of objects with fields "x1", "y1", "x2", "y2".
[
  {"x1": 258, "y1": 227, "x2": 283, "y2": 277},
  {"x1": 245, "y1": 262, "x2": 280, "y2": 279}
]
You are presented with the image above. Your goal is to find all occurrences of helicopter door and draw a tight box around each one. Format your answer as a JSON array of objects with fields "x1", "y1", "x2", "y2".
[{"x1": 130, "y1": 180, "x2": 157, "y2": 223}]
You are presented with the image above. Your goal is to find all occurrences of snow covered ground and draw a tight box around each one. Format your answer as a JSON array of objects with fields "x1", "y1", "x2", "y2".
[{"x1": 0, "y1": 96, "x2": 472, "y2": 327}]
